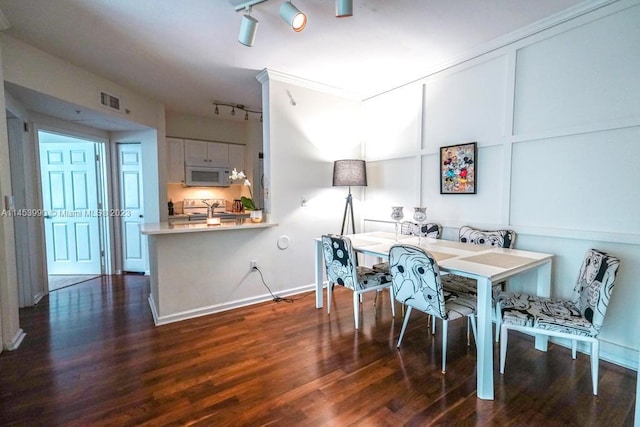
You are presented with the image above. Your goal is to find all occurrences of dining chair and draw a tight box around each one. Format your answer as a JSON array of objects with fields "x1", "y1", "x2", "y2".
[
  {"x1": 372, "y1": 222, "x2": 442, "y2": 273},
  {"x1": 389, "y1": 244, "x2": 477, "y2": 373},
  {"x1": 498, "y1": 249, "x2": 620, "y2": 395},
  {"x1": 321, "y1": 234, "x2": 395, "y2": 329},
  {"x1": 441, "y1": 225, "x2": 517, "y2": 342}
]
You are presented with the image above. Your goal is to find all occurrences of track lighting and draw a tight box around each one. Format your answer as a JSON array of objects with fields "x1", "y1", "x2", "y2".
[
  {"x1": 238, "y1": 11, "x2": 259, "y2": 47},
  {"x1": 234, "y1": 0, "x2": 351, "y2": 46},
  {"x1": 212, "y1": 101, "x2": 262, "y2": 121},
  {"x1": 336, "y1": 0, "x2": 353, "y2": 17},
  {"x1": 279, "y1": 1, "x2": 306, "y2": 32}
]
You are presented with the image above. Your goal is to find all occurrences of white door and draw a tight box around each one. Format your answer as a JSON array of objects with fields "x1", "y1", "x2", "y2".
[
  {"x1": 117, "y1": 143, "x2": 146, "y2": 273},
  {"x1": 40, "y1": 140, "x2": 102, "y2": 274}
]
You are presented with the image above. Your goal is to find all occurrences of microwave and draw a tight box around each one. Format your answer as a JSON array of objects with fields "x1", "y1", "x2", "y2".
[{"x1": 184, "y1": 163, "x2": 230, "y2": 187}]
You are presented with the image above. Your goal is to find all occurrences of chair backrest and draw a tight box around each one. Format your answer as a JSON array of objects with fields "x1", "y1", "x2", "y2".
[
  {"x1": 401, "y1": 222, "x2": 442, "y2": 238},
  {"x1": 388, "y1": 244, "x2": 448, "y2": 319},
  {"x1": 458, "y1": 225, "x2": 516, "y2": 248},
  {"x1": 321, "y1": 235, "x2": 360, "y2": 291},
  {"x1": 573, "y1": 249, "x2": 620, "y2": 333}
]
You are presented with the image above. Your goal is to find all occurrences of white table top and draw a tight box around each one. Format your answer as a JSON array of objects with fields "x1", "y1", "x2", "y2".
[{"x1": 343, "y1": 233, "x2": 553, "y2": 282}]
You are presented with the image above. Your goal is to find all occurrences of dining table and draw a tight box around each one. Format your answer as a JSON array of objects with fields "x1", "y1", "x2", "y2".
[{"x1": 314, "y1": 231, "x2": 554, "y2": 400}]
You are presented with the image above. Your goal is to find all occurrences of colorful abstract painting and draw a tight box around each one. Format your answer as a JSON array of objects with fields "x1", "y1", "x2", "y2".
[{"x1": 440, "y1": 142, "x2": 477, "y2": 194}]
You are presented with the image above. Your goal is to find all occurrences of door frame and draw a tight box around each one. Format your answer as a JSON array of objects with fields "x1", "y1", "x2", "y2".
[{"x1": 34, "y1": 124, "x2": 114, "y2": 280}]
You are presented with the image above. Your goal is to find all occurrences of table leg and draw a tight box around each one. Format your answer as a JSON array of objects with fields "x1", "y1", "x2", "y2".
[
  {"x1": 315, "y1": 239, "x2": 324, "y2": 309},
  {"x1": 476, "y1": 276, "x2": 494, "y2": 400},
  {"x1": 534, "y1": 261, "x2": 552, "y2": 351},
  {"x1": 635, "y1": 349, "x2": 640, "y2": 427}
]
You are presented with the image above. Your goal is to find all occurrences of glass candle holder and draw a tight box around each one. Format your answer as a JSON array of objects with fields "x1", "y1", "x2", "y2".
[
  {"x1": 413, "y1": 207, "x2": 427, "y2": 245},
  {"x1": 391, "y1": 206, "x2": 404, "y2": 241}
]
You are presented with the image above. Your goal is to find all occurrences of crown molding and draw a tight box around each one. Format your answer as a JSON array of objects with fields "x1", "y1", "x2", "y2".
[{"x1": 256, "y1": 68, "x2": 361, "y2": 100}]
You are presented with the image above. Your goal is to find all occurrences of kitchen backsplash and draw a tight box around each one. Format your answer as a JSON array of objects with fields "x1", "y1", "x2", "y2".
[{"x1": 167, "y1": 183, "x2": 247, "y2": 214}]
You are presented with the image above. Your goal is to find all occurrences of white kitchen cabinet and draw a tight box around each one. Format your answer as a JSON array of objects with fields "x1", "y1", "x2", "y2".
[
  {"x1": 228, "y1": 144, "x2": 246, "y2": 173},
  {"x1": 167, "y1": 137, "x2": 185, "y2": 184},
  {"x1": 184, "y1": 139, "x2": 229, "y2": 165}
]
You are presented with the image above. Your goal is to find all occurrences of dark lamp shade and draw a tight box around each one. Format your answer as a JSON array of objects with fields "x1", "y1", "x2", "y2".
[{"x1": 333, "y1": 159, "x2": 367, "y2": 187}]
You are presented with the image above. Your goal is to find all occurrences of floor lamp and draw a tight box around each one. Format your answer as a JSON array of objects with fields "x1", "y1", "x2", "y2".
[{"x1": 333, "y1": 159, "x2": 367, "y2": 235}]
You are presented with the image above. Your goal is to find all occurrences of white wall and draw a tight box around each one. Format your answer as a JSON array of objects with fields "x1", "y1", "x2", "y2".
[
  {"x1": 0, "y1": 34, "x2": 165, "y2": 347},
  {"x1": 0, "y1": 39, "x2": 23, "y2": 351},
  {"x1": 361, "y1": 1, "x2": 640, "y2": 368}
]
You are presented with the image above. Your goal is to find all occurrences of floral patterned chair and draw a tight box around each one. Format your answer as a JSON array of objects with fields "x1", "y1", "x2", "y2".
[
  {"x1": 498, "y1": 249, "x2": 620, "y2": 395},
  {"x1": 321, "y1": 235, "x2": 395, "y2": 329},
  {"x1": 372, "y1": 222, "x2": 442, "y2": 273},
  {"x1": 389, "y1": 244, "x2": 476, "y2": 373},
  {"x1": 441, "y1": 225, "x2": 517, "y2": 342}
]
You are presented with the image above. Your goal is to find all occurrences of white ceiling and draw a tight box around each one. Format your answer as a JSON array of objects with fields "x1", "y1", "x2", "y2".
[{"x1": 0, "y1": 0, "x2": 585, "y2": 130}]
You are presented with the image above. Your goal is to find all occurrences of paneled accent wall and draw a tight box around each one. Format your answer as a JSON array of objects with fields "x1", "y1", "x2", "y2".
[{"x1": 362, "y1": 1, "x2": 640, "y2": 368}]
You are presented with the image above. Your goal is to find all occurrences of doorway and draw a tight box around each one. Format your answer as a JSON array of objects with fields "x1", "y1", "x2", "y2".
[
  {"x1": 38, "y1": 131, "x2": 107, "y2": 289},
  {"x1": 116, "y1": 143, "x2": 146, "y2": 273}
]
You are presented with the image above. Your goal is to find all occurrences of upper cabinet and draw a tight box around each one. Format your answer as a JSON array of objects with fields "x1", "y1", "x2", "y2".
[
  {"x1": 184, "y1": 140, "x2": 229, "y2": 165},
  {"x1": 166, "y1": 138, "x2": 246, "y2": 184}
]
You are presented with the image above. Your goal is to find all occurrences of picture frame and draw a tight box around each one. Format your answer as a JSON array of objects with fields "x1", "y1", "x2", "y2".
[{"x1": 440, "y1": 142, "x2": 477, "y2": 194}]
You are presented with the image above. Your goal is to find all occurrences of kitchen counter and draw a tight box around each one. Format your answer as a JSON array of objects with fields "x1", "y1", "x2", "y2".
[
  {"x1": 141, "y1": 217, "x2": 279, "y2": 325},
  {"x1": 141, "y1": 220, "x2": 276, "y2": 235}
]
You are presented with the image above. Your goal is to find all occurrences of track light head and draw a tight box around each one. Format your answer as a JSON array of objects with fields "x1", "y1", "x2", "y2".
[
  {"x1": 238, "y1": 13, "x2": 259, "y2": 47},
  {"x1": 336, "y1": 0, "x2": 353, "y2": 17},
  {"x1": 280, "y1": 1, "x2": 306, "y2": 32}
]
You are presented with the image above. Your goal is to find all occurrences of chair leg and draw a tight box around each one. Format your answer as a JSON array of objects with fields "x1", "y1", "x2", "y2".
[
  {"x1": 388, "y1": 287, "x2": 396, "y2": 318},
  {"x1": 572, "y1": 340, "x2": 577, "y2": 359},
  {"x1": 327, "y1": 281, "x2": 332, "y2": 315},
  {"x1": 500, "y1": 324, "x2": 509, "y2": 374},
  {"x1": 441, "y1": 319, "x2": 448, "y2": 374},
  {"x1": 353, "y1": 291, "x2": 360, "y2": 329},
  {"x1": 431, "y1": 315, "x2": 436, "y2": 335},
  {"x1": 468, "y1": 314, "x2": 478, "y2": 345},
  {"x1": 495, "y1": 303, "x2": 501, "y2": 342},
  {"x1": 397, "y1": 306, "x2": 413, "y2": 348},
  {"x1": 591, "y1": 340, "x2": 600, "y2": 395},
  {"x1": 466, "y1": 317, "x2": 471, "y2": 346}
]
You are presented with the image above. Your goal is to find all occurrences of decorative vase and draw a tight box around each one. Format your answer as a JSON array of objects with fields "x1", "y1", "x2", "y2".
[
  {"x1": 250, "y1": 209, "x2": 263, "y2": 223},
  {"x1": 390, "y1": 206, "x2": 404, "y2": 241},
  {"x1": 413, "y1": 207, "x2": 427, "y2": 245}
]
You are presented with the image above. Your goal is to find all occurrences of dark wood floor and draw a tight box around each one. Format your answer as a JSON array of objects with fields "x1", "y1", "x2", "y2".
[{"x1": 0, "y1": 274, "x2": 636, "y2": 426}]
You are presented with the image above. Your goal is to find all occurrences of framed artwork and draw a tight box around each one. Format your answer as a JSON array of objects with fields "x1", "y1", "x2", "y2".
[{"x1": 440, "y1": 142, "x2": 477, "y2": 194}]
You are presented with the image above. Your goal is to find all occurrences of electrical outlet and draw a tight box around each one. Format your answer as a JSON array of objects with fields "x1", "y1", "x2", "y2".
[{"x1": 250, "y1": 260, "x2": 257, "y2": 270}]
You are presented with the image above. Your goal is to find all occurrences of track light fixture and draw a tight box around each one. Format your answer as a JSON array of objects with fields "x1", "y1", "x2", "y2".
[
  {"x1": 233, "y1": 0, "x2": 350, "y2": 46},
  {"x1": 238, "y1": 9, "x2": 259, "y2": 47},
  {"x1": 213, "y1": 101, "x2": 262, "y2": 121},
  {"x1": 279, "y1": 1, "x2": 306, "y2": 32},
  {"x1": 336, "y1": 0, "x2": 353, "y2": 17}
]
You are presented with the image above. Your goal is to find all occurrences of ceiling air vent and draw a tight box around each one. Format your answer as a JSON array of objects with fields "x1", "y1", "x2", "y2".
[{"x1": 99, "y1": 91, "x2": 122, "y2": 112}]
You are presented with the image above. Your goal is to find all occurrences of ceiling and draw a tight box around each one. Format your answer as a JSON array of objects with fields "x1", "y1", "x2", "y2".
[{"x1": 0, "y1": 0, "x2": 586, "y2": 130}]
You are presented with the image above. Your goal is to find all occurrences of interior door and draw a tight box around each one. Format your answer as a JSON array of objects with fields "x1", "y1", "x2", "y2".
[
  {"x1": 40, "y1": 140, "x2": 102, "y2": 274},
  {"x1": 117, "y1": 143, "x2": 146, "y2": 273}
]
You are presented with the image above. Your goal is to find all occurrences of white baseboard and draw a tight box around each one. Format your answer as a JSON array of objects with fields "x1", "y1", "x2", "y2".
[
  {"x1": 148, "y1": 284, "x2": 315, "y2": 326},
  {"x1": 33, "y1": 291, "x2": 45, "y2": 305},
  {"x1": 3, "y1": 328, "x2": 26, "y2": 351}
]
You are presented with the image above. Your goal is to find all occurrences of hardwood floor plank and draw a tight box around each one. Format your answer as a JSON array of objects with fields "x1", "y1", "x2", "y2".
[{"x1": 0, "y1": 275, "x2": 636, "y2": 426}]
